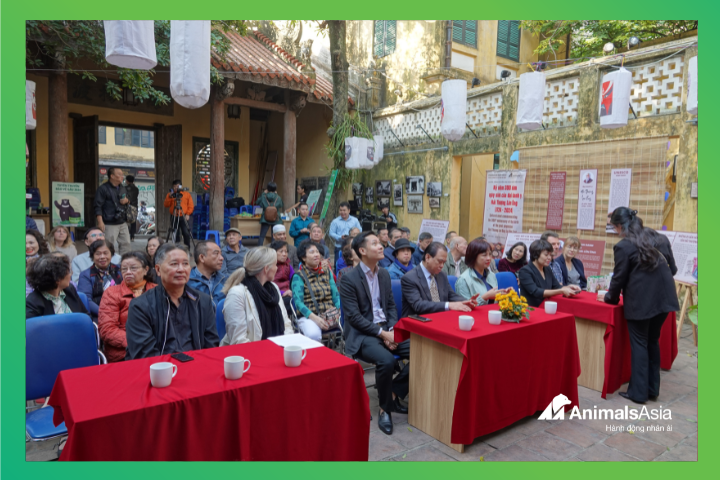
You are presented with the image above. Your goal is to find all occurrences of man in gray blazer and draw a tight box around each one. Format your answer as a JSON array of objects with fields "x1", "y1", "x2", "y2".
[
  {"x1": 338, "y1": 231, "x2": 409, "y2": 436},
  {"x1": 401, "y1": 242, "x2": 477, "y2": 318}
]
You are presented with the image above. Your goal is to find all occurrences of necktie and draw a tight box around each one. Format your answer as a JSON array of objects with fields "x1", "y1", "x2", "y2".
[{"x1": 430, "y1": 275, "x2": 440, "y2": 302}]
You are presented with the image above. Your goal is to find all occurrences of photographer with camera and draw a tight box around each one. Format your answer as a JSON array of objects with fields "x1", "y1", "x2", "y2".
[
  {"x1": 94, "y1": 167, "x2": 131, "y2": 255},
  {"x1": 163, "y1": 179, "x2": 195, "y2": 249}
]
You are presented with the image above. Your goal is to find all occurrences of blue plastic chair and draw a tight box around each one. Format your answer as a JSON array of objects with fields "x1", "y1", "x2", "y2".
[
  {"x1": 496, "y1": 272, "x2": 520, "y2": 294},
  {"x1": 391, "y1": 280, "x2": 403, "y2": 319},
  {"x1": 26, "y1": 313, "x2": 105, "y2": 442},
  {"x1": 495, "y1": 258, "x2": 500, "y2": 269},
  {"x1": 77, "y1": 292, "x2": 89, "y2": 312},
  {"x1": 205, "y1": 230, "x2": 221, "y2": 245},
  {"x1": 447, "y1": 275, "x2": 458, "y2": 292},
  {"x1": 215, "y1": 299, "x2": 227, "y2": 340}
]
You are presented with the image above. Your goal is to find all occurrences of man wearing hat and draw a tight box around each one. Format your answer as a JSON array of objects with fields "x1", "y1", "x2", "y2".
[
  {"x1": 387, "y1": 238, "x2": 415, "y2": 280},
  {"x1": 272, "y1": 224, "x2": 299, "y2": 270},
  {"x1": 222, "y1": 227, "x2": 248, "y2": 275}
]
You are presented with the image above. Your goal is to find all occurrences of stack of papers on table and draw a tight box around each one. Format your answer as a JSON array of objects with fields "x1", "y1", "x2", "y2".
[{"x1": 268, "y1": 333, "x2": 324, "y2": 349}]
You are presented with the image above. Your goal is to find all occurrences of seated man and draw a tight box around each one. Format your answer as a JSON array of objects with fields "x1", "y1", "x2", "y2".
[
  {"x1": 188, "y1": 240, "x2": 228, "y2": 308},
  {"x1": 336, "y1": 228, "x2": 360, "y2": 271},
  {"x1": 411, "y1": 232, "x2": 434, "y2": 266},
  {"x1": 401, "y1": 242, "x2": 477, "y2": 318},
  {"x1": 381, "y1": 228, "x2": 402, "y2": 268},
  {"x1": 273, "y1": 224, "x2": 299, "y2": 269},
  {"x1": 387, "y1": 238, "x2": 415, "y2": 279},
  {"x1": 125, "y1": 244, "x2": 219, "y2": 360},
  {"x1": 71, "y1": 227, "x2": 121, "y2": 282},
  {"x1": 399, "y1": 227, "x2": 417, "y2": 249},
  {"x1": 338, "y1": 231, "x2": 409, "y2": 436},
  {"x1": 441, "y1": 236, "x2": 468, "y2": 277},
  {"x1": 222, "y1": 228, "x2": 248, "y2": 275}
]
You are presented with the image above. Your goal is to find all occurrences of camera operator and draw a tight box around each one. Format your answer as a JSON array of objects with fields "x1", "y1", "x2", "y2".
[
  {"x1": 94, "y1": 166, "x2": 131, "y2": 255},
  {"x1": 163, "y1": 179, "x2": 194, "y2": 249}
]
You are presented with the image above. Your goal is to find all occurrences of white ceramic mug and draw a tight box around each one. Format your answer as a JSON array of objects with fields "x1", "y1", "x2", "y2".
[
  {"x1": 488, "y1": 310, "x2": 502, "y2": 325},
  {"x1": 284, "y1": 345, "x2": 307, "y2": 367},
  {"x1": 224, "y1": 356, "x2": 251, "y2": 380},
  {"x1": 598, "y1": 290, "x2": 608, "y2": 298},
  {"x1": 459, "y1": 315, "x2": 474, "y2": 331},
  {"x1": 545, "y1": 301, "x2": 558, "y2": 315},
  {"x1": 150, "y1": 362, "x2": 177, "y2": 388}
]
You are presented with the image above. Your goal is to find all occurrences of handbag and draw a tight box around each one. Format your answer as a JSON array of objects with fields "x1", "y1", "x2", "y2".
[{"x1": 299, "y1": 269, "x2": 340, "y2": 329}]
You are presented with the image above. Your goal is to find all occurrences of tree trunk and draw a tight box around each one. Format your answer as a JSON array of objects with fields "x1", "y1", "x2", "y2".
[
  {"x1": 328, "y1": 21, "x2": 349, "y2": 134},
  {"x1": 209, "y1": 89, "x2": 225, "y2": 232},
  {"x1": 48, "y1": 71, "x2": 69, "y2": 183}
]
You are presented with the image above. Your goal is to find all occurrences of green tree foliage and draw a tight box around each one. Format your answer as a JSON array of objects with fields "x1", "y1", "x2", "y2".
[
  {"x1": 521, "y1": 21, "x2": 697, "y2": 61},
  {"x1": 26, "y1": 20, "x2": 248, "y2": 105}
]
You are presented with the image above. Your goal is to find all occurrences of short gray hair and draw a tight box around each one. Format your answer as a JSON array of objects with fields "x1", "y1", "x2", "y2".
[
  {"x1": 449, "y1": 236, "x2": 465, "y2": 250},
  {"x1": 155, "y1": 243, "x2": 189, "y2": 266},
  {"x1": 193, "y1": 240, "x2": 218, "y2": 265}
]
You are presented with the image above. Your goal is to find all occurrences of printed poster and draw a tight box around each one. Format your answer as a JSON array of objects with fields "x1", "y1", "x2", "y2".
[
  {"x1": 306, "y1": 189, "x2": 323, "y2": 216},
  {"x1": 606, "y1": 168, "x2": 632, "y2": 233},
  {"x1": 52, "y1": 182, "x2": 85, "y2": 227},
  {"x1": 545, "y1": 172, "x2": 566, "y2": 230},
  {"x1": 418, "y1": 219, "x2": 450, "y2": 245},
  {"x1": 670, "y1": 232, "x2": 698, "y2": 285},
  {"x1": 577, "y1": 169, "x2": 597, "y2": 230},
  {"x1": 482, "y1": 170, "x2": 527, "y2": 247},
  {"x1": 564, "y1": 239, "x2": 606, "y2": 277}
]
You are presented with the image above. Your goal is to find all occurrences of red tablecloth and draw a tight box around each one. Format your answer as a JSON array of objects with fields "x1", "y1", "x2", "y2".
[
  {"x1": 394, "y1": 306, "x2": 580, "y2": 445},
  {"x1": 549, "y1": 292, "x2": 678, "y2": 398},
  {"x1": 49, "y1": 341, "x2": 370, "y2": 461}
]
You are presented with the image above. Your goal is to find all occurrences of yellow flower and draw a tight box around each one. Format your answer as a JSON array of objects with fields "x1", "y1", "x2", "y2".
[{"x1": 520, "y1": 296, "x2": 527, "y2": 302}]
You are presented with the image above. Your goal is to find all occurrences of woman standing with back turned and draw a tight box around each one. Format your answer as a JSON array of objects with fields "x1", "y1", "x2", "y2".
[{"x1": 600, "y1": 207, "x2": 679, "y2": 404}]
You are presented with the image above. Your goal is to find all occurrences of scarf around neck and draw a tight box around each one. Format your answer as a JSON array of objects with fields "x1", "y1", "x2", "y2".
[
  {"x1": 242, "y1": 275, "x2": 284, "y2": 339},
  {"x1": 394, "y1": 258, "x2": 413, "y2": 274}
]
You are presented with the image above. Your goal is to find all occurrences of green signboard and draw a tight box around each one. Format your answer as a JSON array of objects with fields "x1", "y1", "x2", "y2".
[{"x1": 319, "y1": 169, "x2": 339, "y2": 223}]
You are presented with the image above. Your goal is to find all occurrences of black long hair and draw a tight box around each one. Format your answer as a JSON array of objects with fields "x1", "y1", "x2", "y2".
[
  {"x1": 610, "y1": 207, "x2": 661, "y2": 270},
  {"x1": 505, "y1": 241, "x2": 528, "y2": 267}
]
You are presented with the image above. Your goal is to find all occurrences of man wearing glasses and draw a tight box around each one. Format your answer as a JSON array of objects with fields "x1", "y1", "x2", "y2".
[{"x1": 71, "y1": 228, "x2": 122, "y2": 282}]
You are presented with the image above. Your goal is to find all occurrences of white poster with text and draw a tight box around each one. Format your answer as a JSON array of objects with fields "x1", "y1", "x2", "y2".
[
  {"x1": 482, "y1": 170, "x2": 527, "y2": 247},
  {"x1": 606, "y1": 168, "x2": 633, "y2": 233},
  {"x1": 418, "y1": 219, "x2": 450, "y2": 244},
  {"x1": 577, "y1": 169, "x2": 598, "y2": 230},
  {"x1": 671, "y1": 232, "x2": 698, "y2": 285}
]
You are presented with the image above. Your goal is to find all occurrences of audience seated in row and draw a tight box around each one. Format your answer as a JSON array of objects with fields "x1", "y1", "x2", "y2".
[{"x1": 26, "y1": 253, "x2": 88, "y2": 319}]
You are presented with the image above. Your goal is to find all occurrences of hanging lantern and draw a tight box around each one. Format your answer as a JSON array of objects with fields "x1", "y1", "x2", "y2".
[
  {"x1": 26, "y1": 80, "x2": 36, "y2": 130},
  {"x1": 345, "y1": 137, "x2": 374, "y2": 170},
  {"x1": 441, "y1": 79, "x2": 467, "y2": 141},
  {"x1": 516, "y1": 71, "x2": 546, "y2": 130},
  {"x1": 361, "y1": 137, "x2": 375, "y2": 169},
  {"x1": 373, "y1": 135, "x2": 384, "y2": 164},
  {"x1": 104, "y1": 21, "x2": 157, "y2": 70},
  {"x1": 599, "y1": 67, "x2": 633, "y2": 129},
  {"x1": 170, "y1": 20, "x2": 211, "y2": 109},
  {"x1": 687, "y1": 56, "x2": 697, "y2": 116}
]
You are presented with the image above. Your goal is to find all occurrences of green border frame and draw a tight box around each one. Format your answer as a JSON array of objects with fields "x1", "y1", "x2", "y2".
[{"x1": 2, "y1": 4, "x2": 714, "y2": 477}]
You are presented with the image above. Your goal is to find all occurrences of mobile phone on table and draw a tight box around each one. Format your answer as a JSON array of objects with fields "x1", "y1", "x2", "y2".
[
  {"x1": 171, "y1": 352, "x2": 194, "y2": 362},
  {"x1": 409, "y1": 314, "x2": 432, "y2": 323}
]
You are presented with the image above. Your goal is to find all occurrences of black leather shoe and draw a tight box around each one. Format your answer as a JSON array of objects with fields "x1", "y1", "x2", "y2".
[
  {"x1": 649, "y1": 395, "x2": 658, "y2": 402},
  {"x1": 378, "y1": 410, "x2": 393, "y2": 435},
  {"x1": 393, "y1": 396, "x2": 409, "y2": 414},
  {"x1": 619, "y1": 391, "x2": 646, "y2": 404}
]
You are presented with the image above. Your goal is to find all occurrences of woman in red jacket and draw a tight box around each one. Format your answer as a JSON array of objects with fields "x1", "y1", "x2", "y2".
[{"x1": 98, "y1": 251, "x2": 157, "y2": 362}]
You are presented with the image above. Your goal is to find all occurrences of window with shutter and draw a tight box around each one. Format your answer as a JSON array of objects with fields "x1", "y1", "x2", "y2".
[
  {"x1": 114, "y1": 127, "x2": 123, "y2": 146},
  {"x1": 497, "y1": 20, "x2": 521, "y2": 61},
  {"x1": 374, "y1": 21, "x2": 397, "y2": 58},
  {"x1": 98, "y1": 126, "x2": 106, "y2": 144},
  {"x1": 452, "y1": 21, "x2": 477, "y2": 48},
  {"x1": 131, "y1": 129, "x2": 141, "y2": 147}
]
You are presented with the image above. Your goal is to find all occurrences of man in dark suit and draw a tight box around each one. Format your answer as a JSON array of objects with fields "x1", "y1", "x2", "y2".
[
  {"x1": 401, "y1": 242, "x2": 477, "y2": 318},
  {"x1": 338, "y1": 231, "x2": 409, "y2": 436}
]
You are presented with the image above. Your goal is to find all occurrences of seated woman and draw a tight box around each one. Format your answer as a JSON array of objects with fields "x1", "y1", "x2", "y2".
[
  {"x1": 47, "y1": 225, "x2": 78, "y2": 262},
  {"x1": 78, "y1": 240, "x2": 123, "y2": 316},
  {"x1": 98, "y1": 252, "x2": 157, "y2": 362},
  {"x1": 145, "y1": 236, "x2": 164, "y2": 283},
  {"x1": 455, "y1": 238, "x2": 509, "y2": 305},
  {"x1": 291, "y1": 240, "x2": 341, "y2": 342},
  {"x1": 553, "y1": 236, "x2": 587, "y2": 289},
  {"x1": 518, "y1": 239, "x2": 580, "y2": 307},
  {"x1": 221, "y1": 247, "x2": 293, "y2": 345},
  {"x1": 498, "y1": 241, "x2": 527, "y2": 275},
  {"x1": 269, "y1": 240, "x2": 295, "y2": 314},
  {"x1": 387, "y1": 238, "x2": 415, "y2": 280},
  {"x1": 26, "y1": 229, "x2": 51, "y2": 296},
  {"x1": 337, "y1": 240, "x2": 359, "y2": 282},
  {"x1": 26, "y1": 253, "x2": 88, "y2": 318}
]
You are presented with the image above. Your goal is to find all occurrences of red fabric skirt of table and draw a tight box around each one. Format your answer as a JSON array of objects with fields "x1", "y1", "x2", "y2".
[
  {"x1": 549, "y1": 292, "x2": 677, "y2": 398},
  {"x1": 49, "y1": 341, "x2": 370, "y2": 461},
  {"x1": 395, "y1": 306, "x2": 580, "y2": 445}
]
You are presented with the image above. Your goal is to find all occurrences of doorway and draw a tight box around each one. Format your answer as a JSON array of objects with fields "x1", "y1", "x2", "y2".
[{"x1": 458, "y1": 153, "x2": 497, "y2": 240}]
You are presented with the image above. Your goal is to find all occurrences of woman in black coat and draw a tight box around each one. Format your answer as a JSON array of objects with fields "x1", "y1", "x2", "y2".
[
  {"x1": 600, "y1": 207, "x2": 679, "y2": 404},
  {"x1": 26, "y1": 254, "x2": 88, "y2": 319},
  {"x1": 518, "y1": 239, "x2": 580, "y2": 307}
]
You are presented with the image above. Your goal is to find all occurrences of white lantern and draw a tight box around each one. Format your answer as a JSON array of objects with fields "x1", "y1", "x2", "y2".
[
  {"x1": 687, "y1": 56, "x2": 697, "y2": 115},
  {"x1": 373, "y1": 135, "x2": 384, "y2": 164},
  {"x1": 345, "y1": 137, "x2": 375, "y2": 170},
  {"x1": 599, "y1": 67, "x2": 633, "y2": 129},
  {"x1": 360, "y1": 137, "x2": 374, "y2": 169},
  {"x1": 441, "y1": 79, "x2": 467, "y2": 141},
  {"x1": 26, "y1": 80, "x2": 36, "y2": 130},
  {"x1": 170, "y1": 20, "x2": 211, "y2": 109},
  {"x1": 516, "y1": 71, "x2": 546, "y2": 130},
  {"x1": 104, "y1": 21, "x2": 157, "y2": 70}
]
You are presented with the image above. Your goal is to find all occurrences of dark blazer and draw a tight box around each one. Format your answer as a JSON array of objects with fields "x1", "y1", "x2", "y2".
[
  {"x1": 400, "y1": 264, "x2": 466, "y2": 318},
  {"x1": 518, "y1": 263, "x2": 562, "y2": 307},
  {"x1": 554, "y1": 255, "x2": 587, "y2": 289},
  {"x1": 411, "y1": 248, "x2": 425, "y2": 267},
  {"x1": 605, "y1": 235, "x2": 679, "y2": 320},
  {"x1": 338, "y1": 264, "x2": 397, "y2": 357},
  {"x1": 26, "y1": 285, "x2": 88, "y2": 319}
]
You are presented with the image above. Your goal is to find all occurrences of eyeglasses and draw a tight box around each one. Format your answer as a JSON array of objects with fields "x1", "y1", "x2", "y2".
[
  {"x1": 88, "y1": 233, "x2": 104, "y2": 239},
  {"x1": 121, "y1": 266, "x2": 142, "y2": 273}
]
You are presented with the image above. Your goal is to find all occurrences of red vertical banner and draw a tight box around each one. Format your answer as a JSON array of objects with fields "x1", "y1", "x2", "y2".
[
  {"x1": 545, "y1": 172, "x2": 566, "y2": 230},
  {"x1": 562, "y1": 239, "x2": 606, "y2": 277}
]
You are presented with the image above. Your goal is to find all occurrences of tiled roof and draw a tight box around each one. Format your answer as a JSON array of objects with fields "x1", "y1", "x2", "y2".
[{"x1": 211, "y1": 30, "x2": 334, "y2": 103}]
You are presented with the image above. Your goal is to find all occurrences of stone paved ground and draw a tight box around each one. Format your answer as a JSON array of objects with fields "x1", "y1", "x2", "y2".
[{"x1": 26, "y1": 320, "x2": 698, "y2": 462}]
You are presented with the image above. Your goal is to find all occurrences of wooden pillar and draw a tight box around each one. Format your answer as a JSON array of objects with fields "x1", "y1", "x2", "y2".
[
  {"x1": 209, "y1": 90, "x2": 225, "y2": 232},
  {"x1": 48, "y1": 71, "x2": 69, "y2": 182},
  {"x1": 283, "y1": 90, "x2": 297, "y2": 209}
]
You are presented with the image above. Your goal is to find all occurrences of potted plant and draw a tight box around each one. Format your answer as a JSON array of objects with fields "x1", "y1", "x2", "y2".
[{"x1": 496, "y1": 290, "x2": 533, "y2": 323}]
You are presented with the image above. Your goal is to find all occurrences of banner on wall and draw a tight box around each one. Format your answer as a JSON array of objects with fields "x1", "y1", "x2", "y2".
[
  {"x1": 482, "y1": 170, "x2": 526, "y2": 247},
  {"x1": 657, "y1": 230, "x2": 697, "y2": 285},
  {"x1": 545, "y1": 172, "x2": 566, "y2": 230},
  {"x1": 564, "y1": 239, "x2": 606, "y2": 277},
  {"x1": 606, "y1": 168, "x2": 632, "y2": 233},
  {"x1": 52, "y1": 182, "x2": 85, "y2": 227},
  {"x1": 418, "y1": 219, "x2": 450, "y2": 245},
  {"x1": 577, "y1": 169, "x2": 598, "y2": 230}
]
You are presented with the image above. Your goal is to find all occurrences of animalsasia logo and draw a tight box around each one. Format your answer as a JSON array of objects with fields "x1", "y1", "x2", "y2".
[{"x1": 539, "y1": 394, "x2": 673, "y2": 421}]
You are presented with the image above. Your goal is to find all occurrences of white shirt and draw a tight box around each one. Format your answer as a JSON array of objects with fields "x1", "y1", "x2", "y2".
[
  {"x1": 420, "y1": 262, "x2": 449, "y2": 311},
  {"x1": 360, "y1": 261, "x2": 387, "y2": 336}
]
